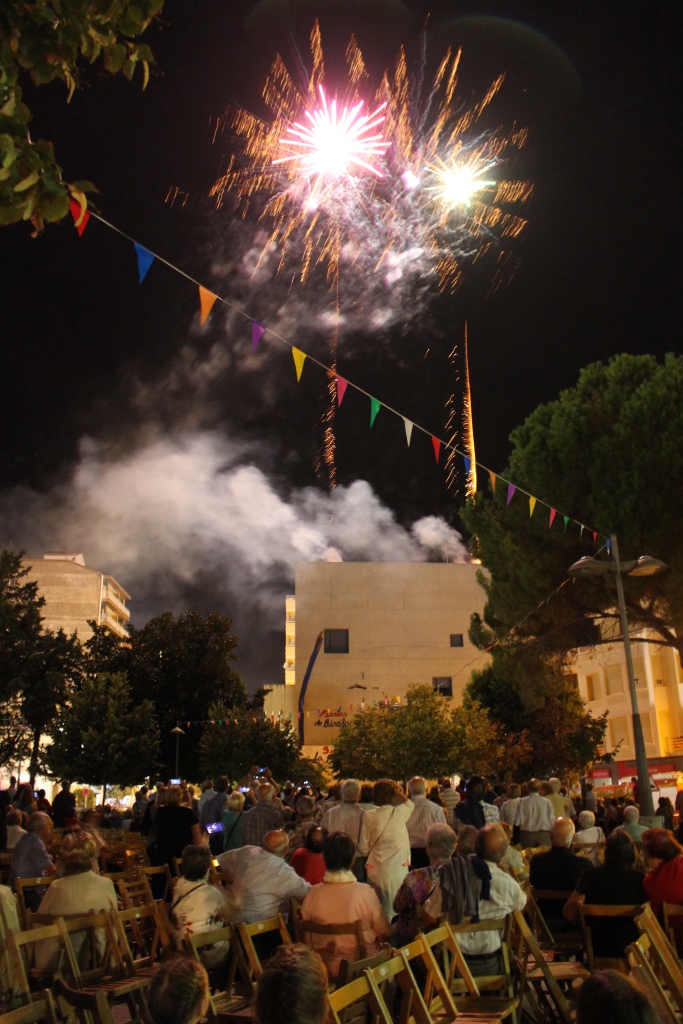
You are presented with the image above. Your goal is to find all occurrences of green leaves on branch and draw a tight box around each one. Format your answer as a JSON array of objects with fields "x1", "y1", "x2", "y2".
[{"x1": 0, "y1": 0, "x2": 164, "y2": 230}]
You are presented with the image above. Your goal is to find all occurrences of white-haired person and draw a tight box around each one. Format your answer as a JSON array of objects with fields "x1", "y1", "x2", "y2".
[
  {"x1": 393, "y1": 822, "x2": 456, "y2": 945},
  {"x1": 321, "y1": 779, "x2": 366, "y2": 880},
  {"x1": 171, "y1": 845, "x2": 239, "y2": 969},
  {"x1": 547, "y1": 779, "x2": 575, "y2": 820},
  {"x1": 573, "y1": 810, "x2": 605, "y2": 865},
  {"x1": 615, "y1": 805, "x2": 648, "y2": 843},
  {"x1": 220, "y1": 791, "x2": 246, "y2": 851}
]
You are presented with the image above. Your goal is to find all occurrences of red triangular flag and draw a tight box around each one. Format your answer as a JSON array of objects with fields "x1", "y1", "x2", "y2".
[
  {"x1": 432, "y1": 437, "x2": 441, "y2": 462},
  {"x1": 336, "y1": 377, "x2": 348, "y2": 406},
  {"x1": 549, "y1": 508, "x2": 557, "y2": 529},
  {"x1": 593, "y1": 531, "x2": 598, "y2": 546},
  {"x1": 69, "y1": 198, "x2": 90, "y2": 236}
]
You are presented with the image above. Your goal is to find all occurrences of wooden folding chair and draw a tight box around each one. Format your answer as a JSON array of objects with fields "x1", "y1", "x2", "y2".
[
  {"x1": 522, "y1": 890, "x2": 555, "y2": 949},
  {"x1": 663, "y1": 902, "x2": 683, "y2": 957},
  {"x1": 445, "y1": 919, "x2": 518, "y2": 1000},
  {"x1": 183, "y1": 926, "x2": 253, "y2": 1023},
  {"x1": 100, "y1": 871, "x2": 133, "y2": 886},
  {"x1": 0, "y1": 991, "x2": 59, "y2": 1024},
  {"x1": 14, "y1": 880, "x2": 55, "y2": 931},
  {"x1": 237, "y1": 916, "x2": 292, "y2": 981},
  {"x1": 113, "y1": 906, "x2": 171, "y2": 976},
  {"x1": 423, "y1": 924, "x2": 519, "y2": 1021},
  {"x1": 578, "y1": 903, "x2": 643, "y2": 971},
  {"x1": 138, "y1": 866, "x2": 173, "y2": 903},
  {"x1": 6, "y1": 923, "x2": 69, "y2": 1003},
  {"x1": 635, "y1": 904, "x2": 683, "y2": 1015},
  {"x1": 511, "y1": 910, "x2": 587, "y2": 1024},
  {"x1": 335, "y1": 945, "x2": 391, "y2": 989},
  {"x1": 366, "y1": 953, "x2": 433, "y2": 1024},
  {"x1": 299, "y1": 920, "x2": 368, "y2": 969},
  {"x1": 52, "y1": 978, "x2": 116, "y2": 1024},
  {"x1": 289, "y1": 898, "x2": 303, "y2": 942},
  {"x1": 171, "y1": 858, "x2": 182, "y2": 879},
  {"x1": 0, "y1": 894, "x2": 21, "y2": 1010},
  {"x1": 528, "y1": 889, "x2": 583, "y2": 954},
  {"x1": 328, "y1": 974, "x2": 393, "y2": 1024},
  {"x1": 117, "y1": 878, "x2": 154, "y2": 910},
  {"x1": 124, "y1": 847, "x2": 150, "y2": 874},
  {"x1": 627, "y1": 935, "x2": 678, "y2": 1024}
]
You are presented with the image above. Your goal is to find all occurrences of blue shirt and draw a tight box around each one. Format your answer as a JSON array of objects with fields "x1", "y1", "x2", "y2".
[{"x1": 9, "y1": 832, "x2": 52, "y2": 908}]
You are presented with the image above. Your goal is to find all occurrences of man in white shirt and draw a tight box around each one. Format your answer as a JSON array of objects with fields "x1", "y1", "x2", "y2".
[
  {"x1": 321, "y1": 779, "x2": 366, "y2": 879},
  {"x1": 406, "y1": 777, "x2": 446, "y2": 869},
  {"x1": 514, "y1": 779, "x2": 555, "y2": 848},
  {"x1": 425, "y1": 823, "x2": 526, "y2": 977},
  {"x1": 217, "y1": 829, "x2": 310, "y2": 925},
  {"x1": 357, "y1": 780, "x2": 414, "y2": 918}
]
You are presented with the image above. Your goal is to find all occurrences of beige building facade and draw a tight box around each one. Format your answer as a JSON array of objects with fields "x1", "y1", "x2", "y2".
[
  {"x1": 21, "y1": 552, "x2": 131, "y2": 640},
  {"x1": 265, "y1": 561, "x2": 490, "y2": 752}
]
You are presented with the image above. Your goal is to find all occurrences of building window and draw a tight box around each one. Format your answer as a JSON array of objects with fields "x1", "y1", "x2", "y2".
[
  {"x1": 450, "y1": 634, "x2": 464, "y2": 648},
  {"x1": 586, "y1": 673, "x2": 600, "y2": 702},
  {"x1": 604, "y1": 664, "x2": 623, "y2": 696},
  {"x1": 609, "y1": 716, "x2": 628, "y2": 747},
  {"x1": 433, "y1": 677, "x2": 453, "y2": 697},
  {"x1": 640, "y1": 713, "x2": 654, "y2": 745},
  {"x1": 324, "y1": 629, "x2": 349, "y2": 654}
]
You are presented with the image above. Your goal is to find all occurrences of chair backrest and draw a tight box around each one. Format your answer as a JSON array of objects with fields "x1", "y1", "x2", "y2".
[
  {"x1": 139, "y1": 865, "x2": 173, "y2": 903},
  {"x1": 237, "y1": 916, "x2": 292, "y2": 980},
  {"x1": 171, "y1": 858, "x2": 182, "y2": 879},
  {"x1": 183, "y1": 926, "x2": 254, "y2": 1020},
  {"x1": 512, "y1": 910, "x2": 573, "y2": 1024},
  {"x1": 578, "y1": 903, "x2": 643, "y2": 971},
  {"x1": 327, "y1": 975, "x2": 393, "y2": 1024},
  {"x1": 113, "y1": 905, "x2": 169, "y2": 972},
  {"x1": 14, "y1": 878, "x2": 55, "y2": 930},
  {"x1": 100, "y1": 871, "x2": 133, "y2": 886},
  {"x1": 663, "y1": 902, "x2": 683, "y2": 956},
  {"x1": 635, "y1": 906, "x2": 683, "y2": 1015},
  {"x1": 366, "y1": 954, "x2": 431, "y2": 1024},
  {"x1": 6, "y1": 923, "x2": 69, "y2": 1003},
  {"x1": 116, "y1": 877, "x2": 154, "y2": 910},
  {"x1": 57, "y1": 911, "x2": 124, "y2": 989},
  {"x1": 335, "y1": 945, "x2": 390, "y2": 989},
  {"x1": 446, "y1": 916, "x2": 514, "y2": 996},
  {"x1": 298, "y1": 920, "x2": 367, "y2": 963},
  {"x1": 400, "y1": 934, "x2": 459, "y2": 1021},
  {"x1": 523, "y1": 889, "x2": 556, "y2": 948},
  {"x1": 627, "y1": 934, "x2": 679, "y2": 1024},
  {"x1": 0, "y1": 990, "x2": 59, "y2": 1024},
  {"x1": 52, "y1": 977, "x2": 116, "y2": 1024}
]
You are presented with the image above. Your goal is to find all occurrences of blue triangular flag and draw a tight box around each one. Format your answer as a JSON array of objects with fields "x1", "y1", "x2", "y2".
[
  {"x1": 464, "y1": 456, "x2": 471, "y2": 476},
  {"x1": 606, "y1": 538, "x2": 611, "y2": 556},
  {"x1": 134, "y1": 242, "x2": 155, "y2": 283}
]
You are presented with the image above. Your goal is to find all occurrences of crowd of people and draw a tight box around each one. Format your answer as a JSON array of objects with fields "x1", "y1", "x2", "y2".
[{"x1": 2, "y1": 766, "x2": 682, "y2": 1023}]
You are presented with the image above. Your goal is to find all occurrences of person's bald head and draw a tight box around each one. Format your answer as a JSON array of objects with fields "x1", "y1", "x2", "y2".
[
  {"x1": 551, "y1": 817, "x2": 575, "y2": 847},
  {"x1": 262, "y1": 830, "x2": 289, "y2": 857},
  {"x1": 528, "y1": 779, "x2": 542, "y2": 794},
  {"x1": 257, "y1": 783, "x2": 275, "y2": 803},
  {"x1": 408, "y1": 777, "x2": 426, "y2": 797},
  {"x1": 476, "y1": 824, "x2": 508, "y2": 865}
]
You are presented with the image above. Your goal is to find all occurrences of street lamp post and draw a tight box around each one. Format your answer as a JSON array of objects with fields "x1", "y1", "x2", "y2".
[
  {"x1": 568, "y1": 534, "x2": 667, "y2": 819},
  {"x1": 170, "y1": 725, "x2": 185, "y2": 779}
]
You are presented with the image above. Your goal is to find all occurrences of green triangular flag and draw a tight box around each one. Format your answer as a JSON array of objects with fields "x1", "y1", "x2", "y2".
[
  {"x1": 563, "y1": 515, "x2": 569, "y2": 532},
  {"x1": 370, "y1": 397, "x2": 381, "y2": 427}
]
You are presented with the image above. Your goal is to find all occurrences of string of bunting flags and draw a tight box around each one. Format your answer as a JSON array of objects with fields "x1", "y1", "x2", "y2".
[
  {"x1": 68, "y1": 201, "x2": 609, "y2": 550},
  {"x1": 179, "y1": 694, "x2": 404, "y2": 728}
]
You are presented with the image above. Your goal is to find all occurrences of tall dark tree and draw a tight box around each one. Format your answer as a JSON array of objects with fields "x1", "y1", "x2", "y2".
[{"x1": 198, "y1": 701, "x2": 307, "y2": 785}]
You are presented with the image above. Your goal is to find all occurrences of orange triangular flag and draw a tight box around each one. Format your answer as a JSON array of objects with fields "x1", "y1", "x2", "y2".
[
  {"x1": 488, "y1": 470, "x2": 496, "y2": 493},
  {"x1": 292, "y1": 347, "x2": 307, "y2": 380},
  {"x1": 199, "y1": 286, "x2": 218, "y2": 325}
]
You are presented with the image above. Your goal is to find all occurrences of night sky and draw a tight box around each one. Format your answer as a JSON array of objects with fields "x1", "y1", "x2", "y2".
[{"x1": 1, "y1": 1, "x2": 681, "y2": 689}]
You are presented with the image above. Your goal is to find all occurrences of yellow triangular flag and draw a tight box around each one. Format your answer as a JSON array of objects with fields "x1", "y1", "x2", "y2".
[
  {"x1": 529, "y1": 496, "x2": 537, "y2": 517},
  {"x1": 199, "y1": 285, "x2": 218, "y2": 325},
  {"x1": 292, "y1": 347, "x2": 307, "y2": 381}
]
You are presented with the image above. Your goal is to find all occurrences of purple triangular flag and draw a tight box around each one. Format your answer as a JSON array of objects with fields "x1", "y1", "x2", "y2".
[
  {"x1": 506, "y1": 484, "x2": 516, "y2": 506},
  {"x1": 252, "y1": 321, "x2": 265, "y2": 351}
]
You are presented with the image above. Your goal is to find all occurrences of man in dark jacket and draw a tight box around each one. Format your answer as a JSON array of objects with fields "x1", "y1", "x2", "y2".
[
  {"x1": 454, "y1": 777, "x2": 488, "y2": 830},
  {"x1": 529, "y1": 817, "x2": 589, "y2": 931}
]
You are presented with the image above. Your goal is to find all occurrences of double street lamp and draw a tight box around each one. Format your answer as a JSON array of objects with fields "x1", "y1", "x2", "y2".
[{"x1": 568, "y1": 534, "x2": 667, "y2": 819}]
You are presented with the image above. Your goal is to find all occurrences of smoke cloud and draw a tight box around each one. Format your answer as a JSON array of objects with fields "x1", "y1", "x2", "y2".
[{"x1": 0, "y1": 431, "x2": 468, "y2": 687}]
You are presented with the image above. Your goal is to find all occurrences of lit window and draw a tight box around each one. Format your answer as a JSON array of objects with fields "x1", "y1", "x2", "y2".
[
  {"x1": 586, "y1": 673, "x2": 600, "y2": 702},
  {"x1": 450, "y1": 634, "x2": 464, "y2": 648},
  {"x1": 609, "y1": 716, "x2": 628, "y2": 747},
  {"x1": 324, "y1": 629, "x2": 349, "y2": 654},
  {"x1": 433, "y1": 677, "x2": 453, "y2": 697},
  {"x1": 605, "y1": 665, "x2": 623, "y2": 695}
]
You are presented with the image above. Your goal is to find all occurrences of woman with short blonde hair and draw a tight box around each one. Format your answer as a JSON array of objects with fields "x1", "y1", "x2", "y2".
[{"x1": 221, "y1": 791, "x2": 246, "y2": 851}]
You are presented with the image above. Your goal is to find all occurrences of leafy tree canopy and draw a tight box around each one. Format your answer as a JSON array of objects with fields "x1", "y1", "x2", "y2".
[
  {"x1": 198, "y1": 701, "x2": 306, "y2": 785},
  {"x1": 0, "y1": 0, "x2": 164, "y2": 232}
]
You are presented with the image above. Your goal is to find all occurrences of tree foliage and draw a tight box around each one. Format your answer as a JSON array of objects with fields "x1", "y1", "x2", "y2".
[
  {"x1": 47, "y1": 673, "x2": 160, "y2": 787},
  {"x1": 198, "y1": 701, "x2": 305, "y2": 785},
  {"x1": 0, "y1": 0, "x2": 164, "y2": 231}
]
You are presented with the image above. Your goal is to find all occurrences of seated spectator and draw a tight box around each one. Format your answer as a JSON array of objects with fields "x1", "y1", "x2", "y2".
[
  {"x1": 8, "y1": 812, "x2": 56, "y2": 909},
  {"x1": 529, "y1": 818, "x2": 590, "y2": 932},
  {"x1": 576, "y1": 969, "x2": 660, "y2": 1024},
  {"x1": 563, "y1": 830, "x2": 645, "y2": 958},
  {"x1": 573, "y1": 811, "x2": 605, "y2": 865},
  {"x1": 658, "y1": 797, "x2": 675, "y2": 832},
  {"x1": 148, "y1": 957, "x2": 210, "y2": 1024},
  {"x1": 220, "y1": 791, "x2": 246, "y2": 851},
  {"x1": 218, "y1": 829, "x2": 309, "y2": 925},
  {"x1": 240, "y1": 784, "x2": 284, "y2": 850},
  {"x1": 254, "y1": 945, "x2": 328, "y2": 1024},
  {"x1": 393, "y1": 822, "x2": 456, "y2": 945},
  {"x1": 300, "y1": 831, "x2": 391, "y2": 981},
  {"x1": 616, "y1": 806, "x2": 649, "y2": 843},
  {"x1": 499, "y1": 784, "x2": 522, "y2": 827},
  {"x1": 290, "y1": 826, "x2": 327, "y2": 885},
  {"x1": 0, "y1": 883, "x2": 20, "y2": 996},
  {"x1": 642, "y1": 828, "x2": 683, "y2": 915},
  {"x1": 456, "y1": 826, "x2": 478, "y2": 857},
  {"x1": 36, "y1": 831, "x2": 118, "y2": 969},
  {"x1": 171, "y1": 845, "x2": 239, "y2": 969},
  {"x1": 499, "y1": 822, "x2": 526, "y2": 878},
  {"x1": 5, "y1": 810, "x2": 27, "y2": 850},
  {"x1": 425, "y1": 824, "x2": 526, "y2": 977}
]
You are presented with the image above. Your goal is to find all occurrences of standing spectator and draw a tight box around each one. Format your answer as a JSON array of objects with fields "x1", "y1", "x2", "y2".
[
  {"x1": 584, "y1": 783, "x2": 597, "y2": 813},
  {"x1": 499, "y1": 784, "x2": 522, "y2": 827},
  {"x1": 357, "y1": 779, "x2": 414, "y2": 918},
  {"x1": 241, "y1": 784, "x2": 284, "y2": 849},
  {"x1": 547, "y1": 779, "x2": 575, "y2": 819},
  {"x1": 320, "y1": 780, "x2": 365, "y2": 878},
  {"x1": 197, "y1": 780, "x2": 215, "y2": 819},
  {"x1": 6, "y1": 778, "x2": 18, "y2": 805},
  {"x1": 406, "y1": 777, "x2": 447, "y2": 869},
  {"x1": 8, "y1": 812, "x2": 56, "y2": 909},
  {"x1": 200, "y1": 776, "x2": 230, "y2": 854},
  {"x1": 132, "y1": 786, "x2": 148, "y2": 817},
  {"x1": 514, "y1": 779, "x2": 555, "y2": 848},
  {"x1": 439, "y1": 778, "x2": 460, "y2": 826},
  {"x1": 642, "y1": 828, "x2": 683, "y2": 915},
  {"x1": 286, "y1": 796, "x2": 319, "y2": 861},
  {"x1": 152, "y1": 785, "x2": 201, "y2": 871},
  {"x1": 359, "y1": 785, "x2": 375, "y2": 811},
  {"x1": 658, "y1": 797, "x2": 674, "y2": 832},
  {"x1": 15, "y1": 786, "x2": 36, "y2": 818},
  {"x1": 290, "y1": 826, "x2": 327, "y2": 885},
  {"x1": 675, "y1": 787, "x2": 683, "y2": 823},
  {"x1": 221, "y1": 791, "x2": 246, "y2": 851},
  {"x1": 171, "y1": 845, "x2": 238, "y2": 969},
  {"x1": 35, "y1": 790, "x2": 52, "y2": 817},
  {"x1": 300, "y1": 831, "x2": 390, "y2": 981},
  {"x1": 5, "y1": 810, "x2": 27, "y2": 850},
  {"x1": 393, "y1": 822, "x2": 456, "y2": 945},
  {"x1": 456, "y1": 776, "x2": 500, "y2": 830},
  {"x1": 51, "y1": 780, "x2": 76, "y2": 828}
]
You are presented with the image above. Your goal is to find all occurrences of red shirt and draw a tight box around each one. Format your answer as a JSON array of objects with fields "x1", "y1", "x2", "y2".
[
  {"x1": 643, "y1": 855, "x2": 683, "y2": 915},
  {"x1": 290, "y1": 849, "x2": 326, "y2": 885}
]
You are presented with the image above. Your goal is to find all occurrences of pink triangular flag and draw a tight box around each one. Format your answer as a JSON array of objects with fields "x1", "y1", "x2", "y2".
[
  {"x1": 199, "y1": 286, "x2": 218, "y2": 325},
  {"x1": 252, "y1": 321, "x2": 265, "y2": 351},
  {"x1": 432, "y1": 437, "x2": 441, "y2": 462},
  {"x1": 506, "y1": 484, "x2": 516, "y2": 506},
  {"x1": 404, "y1": 419, "x2": 413, "y2": 446},
  {"x1": 549, "y1": 508, "x2": 557, "y2": 528},
  {"x1": 336, "y1": 377, "x2": 348, "y2": 405}
]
